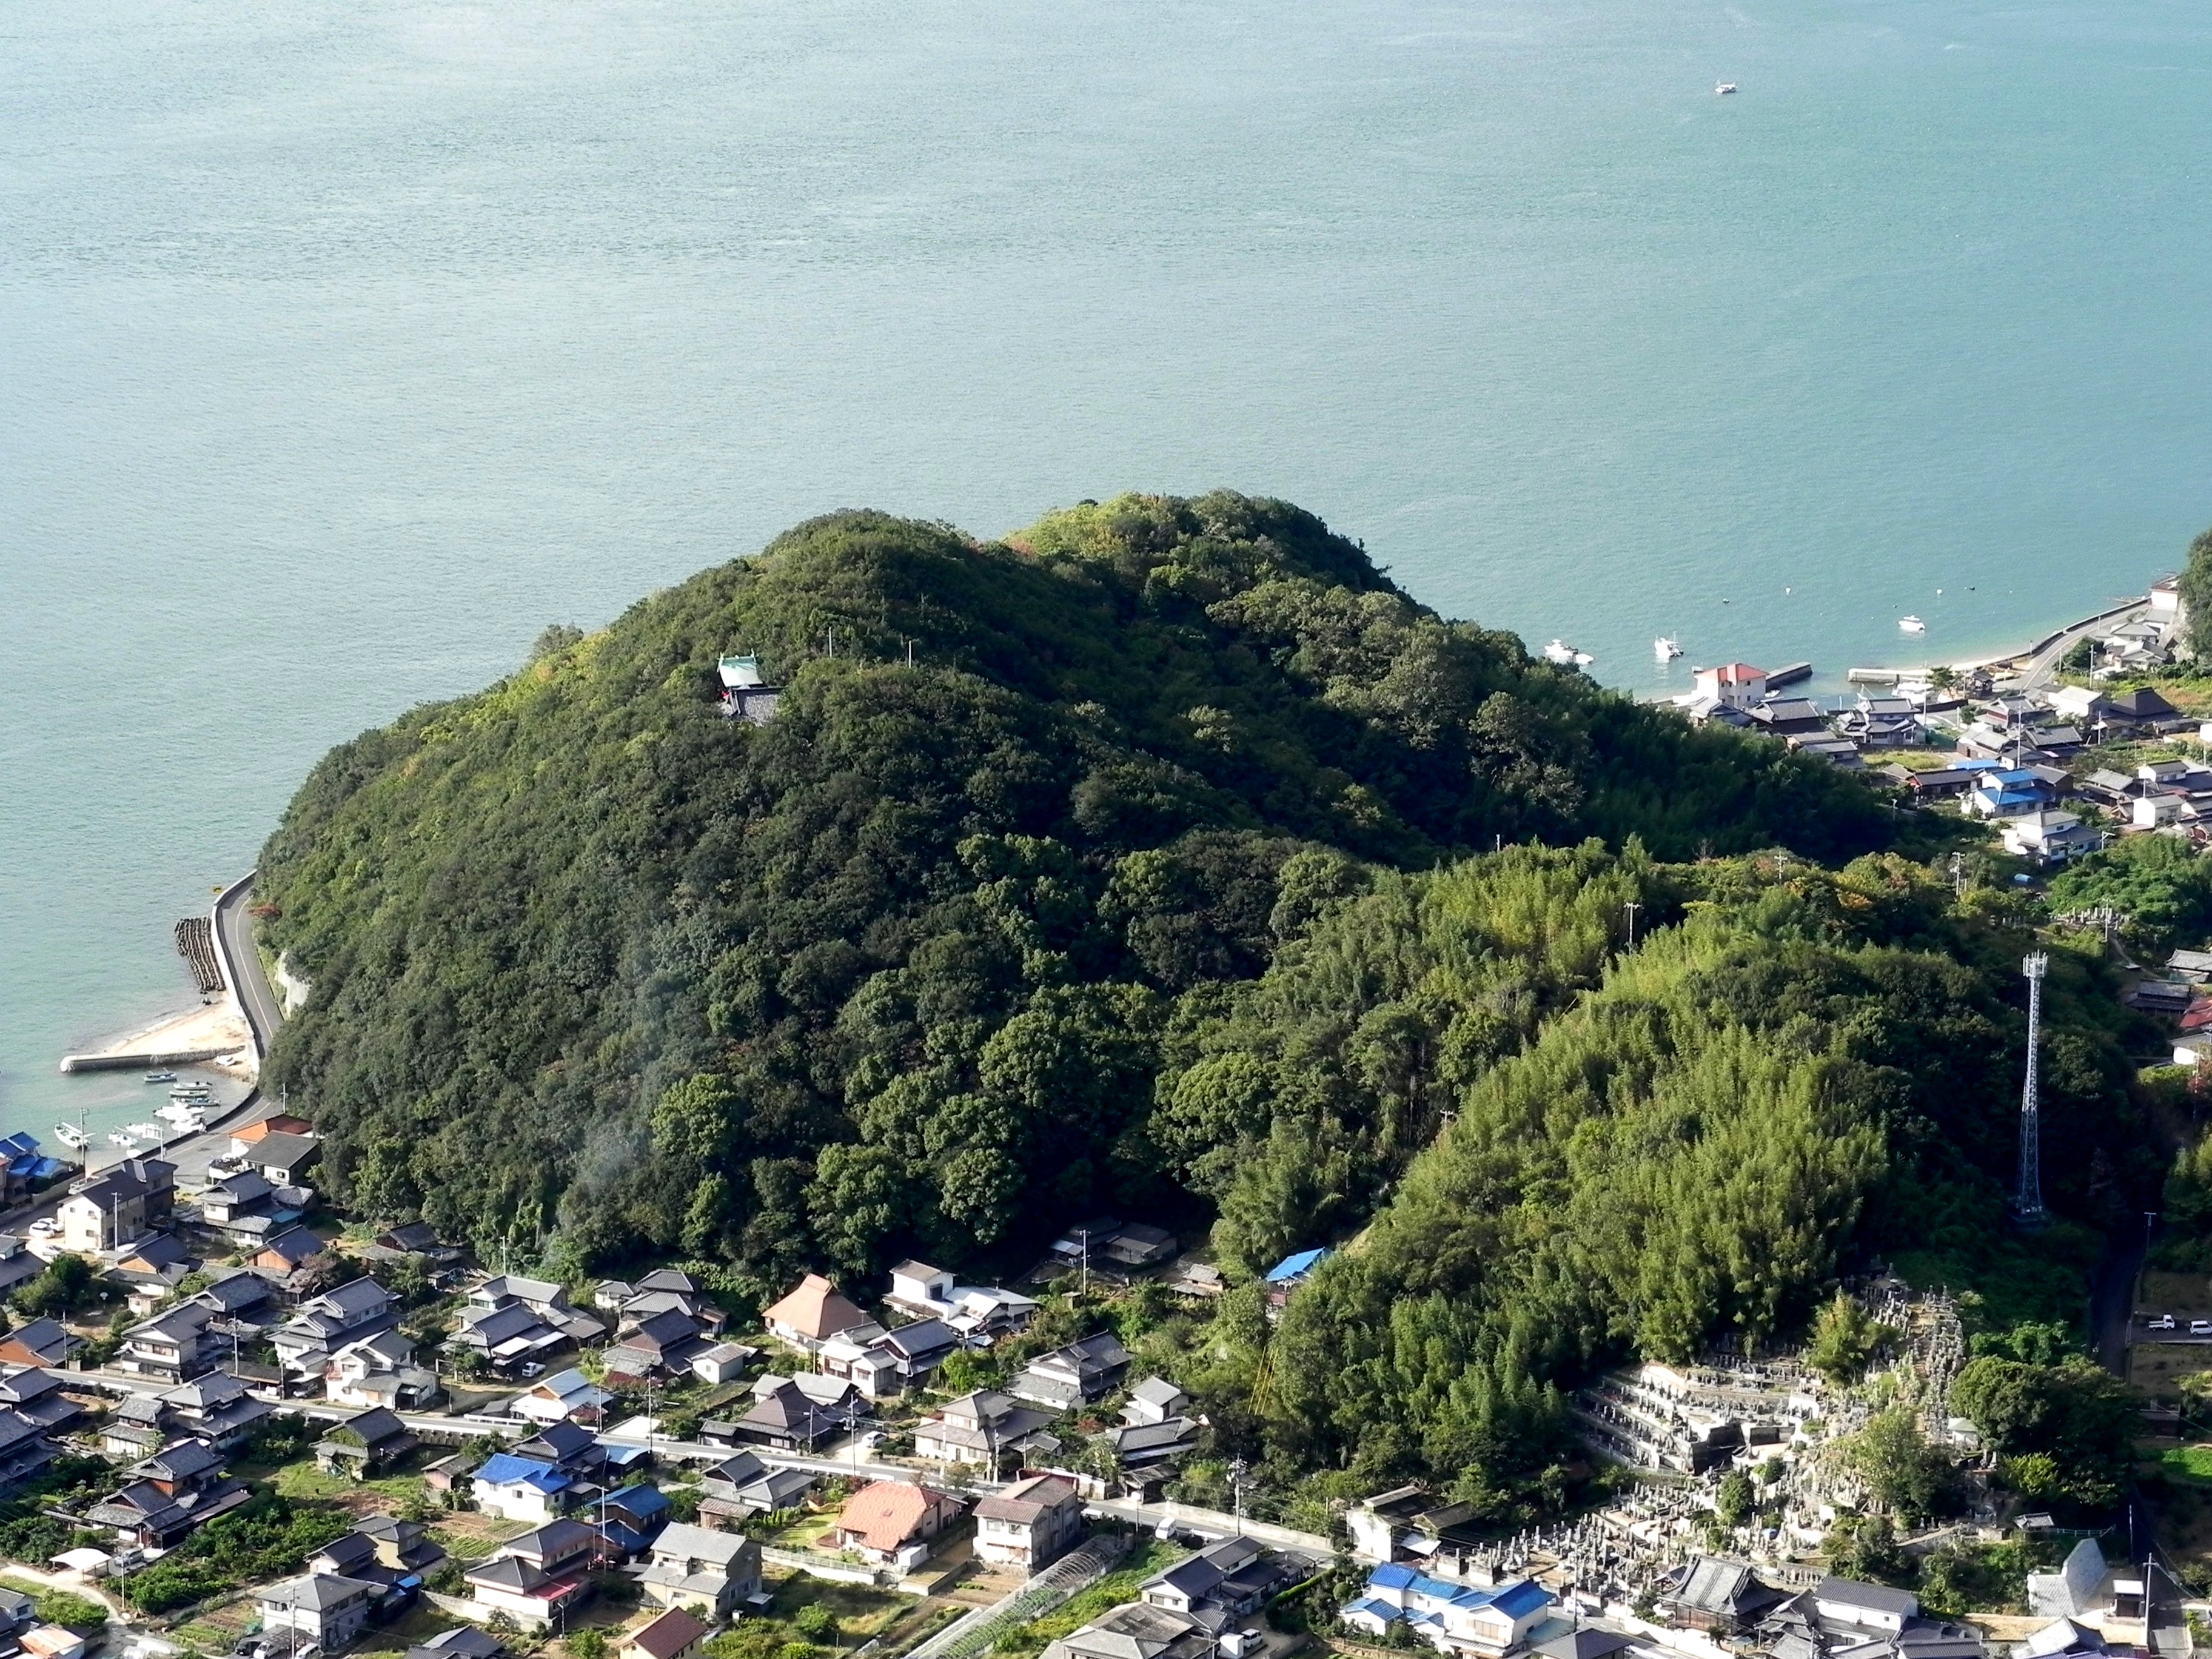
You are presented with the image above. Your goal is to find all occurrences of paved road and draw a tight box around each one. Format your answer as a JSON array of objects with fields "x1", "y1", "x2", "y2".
[
  {"x1": 1087, "y1": 1496, "x2": 1331, "y2": 1557},
  {"x1": 213, "y1": 872, "x2": 283, "y2": 1062},
  {"x1": 2007, "y1": 598, "x2": 2150, "y2": 692}
]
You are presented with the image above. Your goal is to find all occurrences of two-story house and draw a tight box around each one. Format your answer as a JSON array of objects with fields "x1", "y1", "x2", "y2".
[
  {"x1": 271, "y1": 1278, "x2": 397, "y2": 1380},
  {"x1": 259, "y1": 1573, "x2": 378, "y2": 1653},
  {"x1": 325, "y1": 1328, "x2": 440, "y2": 1410},
  {"x1": 974, "y1": 1474, "x2": 1084, "y2": 1572},
  {"x1": 117, "y1": 1302, "x2": 220, "y2": 1384},
  {"x1": 86, "y1": 1436, "x2": 250, "y2": 1549},
  {"x1": 1008, "y1": 1333, "x2": 1131, "y2": 1412},
  {"x1": 462, "y1": 1518, "x2": 600, "y2": 1628},
  {"x1": 696, "y1": 1451, "x2": 813, "y2": 1531},
  {"x1": 55, "y1": 1158, "x2": 175, "y2": 1253},
  {"x1": 913, "y1": 1389, "x2": 1056, "y2": 1469},
  {"x1": 635, "y1": 1521, "x2": 762, "y2": 1618},
  {"x1": 1340, "y1": 1566, "x2": 1554, "y2": 1656}
]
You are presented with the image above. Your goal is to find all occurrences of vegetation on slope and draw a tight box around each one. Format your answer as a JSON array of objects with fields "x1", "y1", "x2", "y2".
[{"x1": 258, "y1": 492, "x2": 1888, "y2": 1278}]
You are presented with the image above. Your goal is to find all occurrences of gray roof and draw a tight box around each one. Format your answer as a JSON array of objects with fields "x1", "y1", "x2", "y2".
[
  {"x1": 260, "y1": 1572, "x2": 378, "y2": 1612},
  {"x1": 1817, "y1": 1578, "x2": 1920, "y2": 1618}
]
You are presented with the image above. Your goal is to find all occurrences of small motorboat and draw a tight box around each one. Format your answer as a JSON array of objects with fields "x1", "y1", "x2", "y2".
[
  {"x1": 156, "y1": 1102, "x2": 206, "y2": 1125},
  {"x1": 1716, "y1": 82, "x2": 1738, "y2": 95},
  {"x1": 1898, "y1": 616, "x2": 1926, "y2": 635},
  {"x1": 106, "y1": 1131, "x2": 136, "y2": 1147},
  {"x1": 125, "y1": 1123, "x2": 164, "y2": 1141},
  {"x1": 1544, "y1": 639, "x2": 1595, "y2": 668},
  {"x1": 144, "y1": 1071, "x2": 176, "y2": 1084},
  {"x1": 52, "y1": 1124, "x2": 90, "y2": 1150},
  {"x1": 1654, "y1": 637, "x2": 1683, "y2": 663}
]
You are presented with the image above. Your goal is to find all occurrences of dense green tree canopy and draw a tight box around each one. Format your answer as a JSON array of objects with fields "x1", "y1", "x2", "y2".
[{"x1": 258, "y1": 493, "x2": 1889, "y2": 1278}]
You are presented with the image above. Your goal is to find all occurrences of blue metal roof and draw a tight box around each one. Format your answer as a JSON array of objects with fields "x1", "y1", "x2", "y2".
[
  {"x1": 474, "y1": 1453, "x2": 572, "y2": 1493},
  {"x1": 1489, "y1": 1580, "x2": 1553, "y2": 1618},
  {"x1": 1265, "y1": 1247, "x2": 1332, "y2": 1282},
  {"x1": 1370, "y1": 1564, "x2": 1419, "y2": 1589},
  {"x1": 1344, "y1": 1598, "x2": 1402, "y2": 1623}
]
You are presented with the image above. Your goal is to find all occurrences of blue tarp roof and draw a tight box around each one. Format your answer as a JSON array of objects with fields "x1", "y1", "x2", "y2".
[
  {"x1": 1366, "y1": 1564, "x2": 1553, "y2": 1619},
  {"x1": 1265, "y1": 1247, "x2": 1332, "y2": 1283}
]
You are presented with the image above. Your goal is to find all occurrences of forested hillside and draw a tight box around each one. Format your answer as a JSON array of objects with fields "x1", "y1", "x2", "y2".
[{"x1": 256, "y1": 492, "x2": 1889, "y2": 1278}]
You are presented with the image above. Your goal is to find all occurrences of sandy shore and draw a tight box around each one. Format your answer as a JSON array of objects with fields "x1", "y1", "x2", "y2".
[{"x1": 59, "y1": 997, "x2": 255, "y2": 1079}]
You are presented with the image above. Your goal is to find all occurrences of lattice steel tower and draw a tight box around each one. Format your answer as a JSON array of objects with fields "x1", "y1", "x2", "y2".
[{"x1": 2014, "y1": 951, "x2": 2050, "y2": 1230}]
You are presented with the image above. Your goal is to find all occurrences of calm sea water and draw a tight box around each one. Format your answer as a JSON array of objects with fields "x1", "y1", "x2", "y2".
[{"x1": 5, "y1": 0, "x2": 2212, "y2": 1144}]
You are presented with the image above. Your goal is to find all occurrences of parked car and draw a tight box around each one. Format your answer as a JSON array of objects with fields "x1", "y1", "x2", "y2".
[{"x1": 2190, "y1": 1319, "x2": 2211, "y2": 1336}]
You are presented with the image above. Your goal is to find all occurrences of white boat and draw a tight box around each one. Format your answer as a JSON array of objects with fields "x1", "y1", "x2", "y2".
[
  {"x1": 1654, "y1": 637, "x2": 1683, "y2": 662},
  {"x1": 1716, "y1": 82, "x2": 1738, "y2": 95},
  {"x1": 106, "y1": 1131, "x2": 136, "y2": 1147},
  {"x1": 1544, "y1": 639, "x2": 1595, "y2": 668},
  {"x1": 125, "y1": 1123, "x2": 164, "y2": 1141},
  {"x1": 52, "y1": 1124, "x2": 89, "y2": 1150},
  {"x1": 1898, "y1": 615, "x2": 1926, "y2": 635},
  {"x1": 156, "y1": 1102, "x2": 206, "y2": 1126},
  {"x1": 144, "y1": 1071, "x2": 176, "y2": 1084}
]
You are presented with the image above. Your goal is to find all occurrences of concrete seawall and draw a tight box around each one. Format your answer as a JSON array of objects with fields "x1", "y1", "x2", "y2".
[{"x1": 58, "y1": 1045, "x2": 232, "y2": 1074}]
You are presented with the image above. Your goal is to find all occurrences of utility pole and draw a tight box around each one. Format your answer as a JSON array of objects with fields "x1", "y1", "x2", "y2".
[
  {"x1": 2014, "y1": 952, "x2": 2051, "y2": 1230},
  {"x1": 1228, "y1": 1458, "x2": 1247, "y2": 1537},
  {"x1": 1623, "y1": 902, "x2": 1641, "y2": 951},
  {"x1": 1076, "y1": 1229, "x2": 1090, "y2": 1299}
]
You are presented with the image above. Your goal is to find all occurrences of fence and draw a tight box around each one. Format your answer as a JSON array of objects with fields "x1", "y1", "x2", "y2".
[{"x1": 901, "y1": 1533, "x2": 1131, "y2": 1659}]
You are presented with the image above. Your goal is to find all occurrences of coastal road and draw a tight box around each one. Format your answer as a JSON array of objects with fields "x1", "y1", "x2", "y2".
[
  {"x1": 213, "y1": 872, "x2": 283, "y2": 1062},
  {"x1": 2006, "y1": 598, "x2": 2150, "y2": 692}
]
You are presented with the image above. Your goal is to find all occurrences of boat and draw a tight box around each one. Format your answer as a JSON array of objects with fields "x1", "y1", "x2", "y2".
[
  {"x1": 1898, "y1": 616, "x2": 1926, "y2": 635},
  {"x1": 106, "y1": 1131, "x2": 135, "y2": 1147},
  {"x1": 156, "y1": 1103, "x2": 206, "y2": 1126},
  {"x1": 125, "y1": 1123, "x2": 164, "y2": 1141},
  {"x1": 52, "y1": 1124, "x2": 90, "y2": 1150},
  {"x1": 1544, "y1": 639, "x2": 1595, "y2": 668},
  {"x1": 1716, "y1": 82, "x2": 1738, "y2": 95},
  {"x1": 144, "y1": 1071, "x2": 176, "y2": 1084},
  {"x1": 1654, "y1": 637, "x2": 1683, "y2": 663}
]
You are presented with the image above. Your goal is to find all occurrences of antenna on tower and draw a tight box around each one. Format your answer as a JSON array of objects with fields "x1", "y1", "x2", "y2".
[{"x1": 2014, "y1": 951, "x2": 2051, "y2": 1230}]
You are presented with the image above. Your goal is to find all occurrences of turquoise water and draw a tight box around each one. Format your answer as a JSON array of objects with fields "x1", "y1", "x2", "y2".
[{"x1": 5, "y1": 0, "x2": 2212, "y2": 1142}]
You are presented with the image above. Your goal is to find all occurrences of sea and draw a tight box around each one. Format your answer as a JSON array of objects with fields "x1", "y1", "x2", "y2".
[{"x1": 4, "y1": 0, "x2": 2212, "y2": 1147}]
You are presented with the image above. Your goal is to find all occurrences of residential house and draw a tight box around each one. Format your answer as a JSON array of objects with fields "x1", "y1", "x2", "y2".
[
  {"x1": 603, "y1": 1309, "x2": 709, "y2": 1386},
  {"x1": 512, "y1": 1367, "x2": 614, "y2": 1427},
  {"x1": 0, "y1": 1136, "x2": 62, "y2": 1214},
  {"x1": 817, "y1": 1330, "x2": 902, "y2": 1399},
  {"x1": 158, "y1": 1371, "x2": 270, "y2": 1450},
  {"x1": 404, "y1": 1629, "x2": 506, "y2": 1659},
  {"x1": 870, "y1": 1319, "x2": 959, "y2": 1392},
  {"x1": 1162, "y1": 1261, "x2": 1225, "y2": 1300},
  {"x1": 0, "y1": 1238, "x2": 44, "y2": 1303},
  {"x1": 1746, "y1": 698, "x2": 1829, "y2": 737},
  {"x1": 0, "y1": 1409, "x2": 53, "y2": 1496},
  {"x1": 198, "y1": 1170, "x2": 299, "y2": 1245},
  {"x1": 230, "y1": 1114, "x2": 313, "y2": 1154},
  {"x1": 462, "y1": 1518, "x2": 600, "y2": 1628},
  {"x1": 316, "y1": 1407, "x2": 420, "y2": 1479},
  {"x1": 1965, "y1": 769, "x2": 2053, "y2": 820},
  {"x1": 118, "y1": 1302, "x2": 220, "y2": 1384},
  {"x1": 451, "y1": 1299, "x2": 573, "y2": 1376},
  {"x1": 1110, "y1": 1416, "x2": 1202, "y2": 1474},
  {"x1": 86, "y1": 1437, "x2": 250, "y2": 1549},
  {"x1": 0, "y1": 1369, "x2": 82, "y2": 1437},
  {"x1": 472, "y1": 1452, "x2": 579, "y2": 1524},
  {"x1": 761, "y1": 1274, "x2": 876, "y2": 1353},
  {"x1": 101, "y1": 1394, "x2": 173, "y2": 1460},
  {"x1": 1339, "y1": 1564, "x2": 1554, "y2": 1656},
  {"x1": 372, "y1": 1221, "x2": 442, "y2": 1258},
  {"x1": 914, "y1": 1390, "x2": 1058, "y2": 1469},
  {"x1": 830, "y1": 1481, "x2": 965, "y2": 1570},
  {"x1": 635, "y1": 1521, "x2": 763, "y2": 1618},
  {"x1": 258, "y1": 1574, "x2": 379, "y2": 1654},
  {"x1": 271, "y1": 1278, "x2": 398, "y2": 1380},
  {"x1": 1142, "y1": 1536, "x2": 1289, "y2": 1618},
  {"x1": 2172, "y1": 950, "x2": 2212, "y2": 984},
  {"x1": 590, "y1": 1484, "x2": 671, "y2": 1558},
  {"x1": 697, "y1": 1451, "x2": 813, "y2": 1530},
  {"x1": 2002, "y1": 810, "x2": 2105, "y2": 865},
  {"x1": 112, "y1": 1232, "x2": 201, "y2": 1313},
  {"x1": 2045, "y1": 686, "x2": 2108, "y2": 725},
  {"x1": 723, "y1": 1378, "x2": 860, "y2": 1453},
  {"x1": 974, "y1": 1473, "x2": 1084, "y2": 1571},
  {"x1": 1122, "y1": 1379, "x2": 1188, "y2": 1427},
  {"x1": 1010, "y1": 1333, "x2": 1131, "y2": 1412},
  {"x1": 18, "y1": 1631, "x2": 88, "y2": 1659},
  {"x1": 55, "y1": 1158, "x2": 175, "y2": 1253},
  {"x1": 0, "y1": 1322, "x2": 71, "y2": 1369},
  {"x1": 252, "y1": 1226, "x2": 328, "y2": 1277},
  {"x1": 354, "y1": 1514, "x2": 448, "y2": 1576},
  {"x1": 197, "y1": 1266, "x2": 280, "y2": 1328},
  {"x1": 689, "y1": 1344, "x2": 757, "y2": 1387},
  {"x1": 326, "y1": 1328, "x2": 439, "y2": 1411},
  {"x1": 1041, "y1": 1603, "x2": 1217, "y2": 1659},
  {"x1": 0, "y1": 1589, "x2": 33, "y2": 1644},
  {"x1": 2135, "y1": 794, "x2": 2192, "y2": 830},
  {"x1": 247, "y1": 1133, "x2": 321, "y2": 1188},
  {"x1": 2113, "y1": 686, "x2": 2180, "y2": 724},
  {"x1": 622, "y1": 1609, "x2": 713, "y2": 1659},
  {"x1": 1692, "y1": 664, "x2": 1769, "y2": 710}
]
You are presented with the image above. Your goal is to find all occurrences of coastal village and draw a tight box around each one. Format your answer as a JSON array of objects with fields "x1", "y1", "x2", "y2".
[{"x1": 14, "y1": 591, "x2": 2212, "y2": 1659}]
